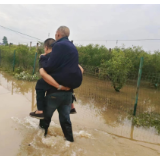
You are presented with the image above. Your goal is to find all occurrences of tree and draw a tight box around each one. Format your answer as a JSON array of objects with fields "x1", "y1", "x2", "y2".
[
  {"x1": 100, "y1": 49, "x2": 132, "y2": 92},
  {"x1": 2, "y1": 36, "x2": 8, "y2": 45}
]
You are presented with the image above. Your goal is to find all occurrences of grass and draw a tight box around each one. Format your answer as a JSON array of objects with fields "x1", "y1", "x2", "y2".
[{"x1": 128, "y1": 112, "x2": 160, "y2": 134}]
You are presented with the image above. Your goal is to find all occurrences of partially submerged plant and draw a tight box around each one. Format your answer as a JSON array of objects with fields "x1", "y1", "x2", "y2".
[
  {"x1": 132, "y1": 112, "x2": 160, "y2": 134},
  {"x1": 14, "y1": 71, "x2": 39, "y2": 81}
]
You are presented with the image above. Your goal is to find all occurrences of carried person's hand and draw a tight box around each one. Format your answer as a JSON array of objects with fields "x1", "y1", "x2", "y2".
[
  {"x1": 39, "y1": 53, "x2": 46, "y2": 58},
  {"x1": 61, "y1": 86, "x2": 71, "y2": 91}
]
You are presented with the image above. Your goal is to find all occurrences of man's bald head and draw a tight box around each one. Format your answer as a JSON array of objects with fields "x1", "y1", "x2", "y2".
[{"x1": 55, "y1": 26, "x2": 70, "y2": 40}]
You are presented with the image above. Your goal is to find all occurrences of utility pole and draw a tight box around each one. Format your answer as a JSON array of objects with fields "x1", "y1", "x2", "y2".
[
  {"x1": 33, "y1": 43, "x2": 39, "y2": 75},
  {"x1": 48, "y1": 33, "x2": 50, "y2": 38},
  {"x1": 36, "y1": 42, "x2": 39, "y2": 52},
  {"x1": 29, "y1": 41, "x2": 32, "y2": 51}
]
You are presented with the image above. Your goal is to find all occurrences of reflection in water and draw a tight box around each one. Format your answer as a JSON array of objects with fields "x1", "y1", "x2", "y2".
[
  {"x1": 130, "y1": 123, "x2": 134, "y2": 140},
  {"x1": 0, "y1": 71, "x2": 160, "y2": 155}
]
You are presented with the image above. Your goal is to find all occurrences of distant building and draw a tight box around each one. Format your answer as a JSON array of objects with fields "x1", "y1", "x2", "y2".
[{"x1": 0, "y1": 42, "x2": 4, "y2": 46}]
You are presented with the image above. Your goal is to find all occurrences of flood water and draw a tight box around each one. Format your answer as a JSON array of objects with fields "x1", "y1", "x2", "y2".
[{"x1": 0, "y1": 71, "x2": 160, "y2": 156}]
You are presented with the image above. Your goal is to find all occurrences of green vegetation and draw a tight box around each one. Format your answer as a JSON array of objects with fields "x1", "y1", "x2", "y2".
[
  {"x1": 0, "y1": 43, "x2": 160, "y2": 89},
  {"x1": 77, "y1": 44, "x2": 160, "y2": 75},
  {"x1": 0, "y1": 44, "x2": 43, "y2": 81},
  {"x1": 14, "y1": 71, "x2": 39, "y2": 81},
  {"x1": 77, "y1": 44, "x2": 160, "y2": 91},
  {"x1": 2, "y1": 36, "x2": 8, "y2": 45},
  {"x1": 132, "y1": 112, "x2": 160, "y2": 134},
  {"x1": 100, "y1": 49, "x2": 132, "y2": 91},
  {"x1": 0, "y1": 44, "x2": 42, "y2": 71}
]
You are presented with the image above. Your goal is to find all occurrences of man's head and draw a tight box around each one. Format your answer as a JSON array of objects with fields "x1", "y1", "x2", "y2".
[
  {"x1": 44, "y1": 38, "x2": 55, "y2": 54},
  {"x1": 55, "y1": 26, "x2": 70, "y2": 41}
]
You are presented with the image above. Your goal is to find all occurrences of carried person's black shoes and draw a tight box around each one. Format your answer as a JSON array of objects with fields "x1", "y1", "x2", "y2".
[
  {"x1": 30, "y1": 111, "x2": 44, "y2": 119},
  {"x1": 70, "y1": 108, "x2": 77, "y2": 114}
]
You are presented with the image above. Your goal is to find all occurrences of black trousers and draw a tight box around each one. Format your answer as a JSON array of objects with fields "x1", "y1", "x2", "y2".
[{"x1": 39, "y1": 92, "x2": 74, "y2": 142}]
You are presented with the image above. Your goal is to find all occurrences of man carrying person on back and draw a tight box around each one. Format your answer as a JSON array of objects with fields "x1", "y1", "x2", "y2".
[{"x1": 31, "y1": 26, "x2": 83, "y2": 142}]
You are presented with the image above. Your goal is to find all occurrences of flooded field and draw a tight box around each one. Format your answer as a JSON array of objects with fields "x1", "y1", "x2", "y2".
[{"x1": 0, "y1": 71, "x2": 160, "y2": 156}]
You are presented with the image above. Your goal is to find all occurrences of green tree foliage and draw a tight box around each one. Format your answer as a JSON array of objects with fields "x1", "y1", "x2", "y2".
[
  {"x1": 100, "y1": 49, "x2": 132, "y2": 91},
  {"x1": 2, "y1": 36, "x2": 8, "y2": 45},
  {"x1": 77, "y1": 44, "x2": 160, "y2": 75},
  {"x1": 0, "y1": 44, "x2": 38, "y2": 74},
  {"x1": 77, "y1": 44, "x2": 110, "y2": 66},
  {"x1": 76, "y1": 44, "x2": 160, "y2": 91}
]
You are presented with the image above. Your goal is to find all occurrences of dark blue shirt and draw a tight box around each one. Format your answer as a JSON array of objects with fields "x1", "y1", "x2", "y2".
[{"x1": 39, "y1": 37, "x2": 82, "y2": 89}]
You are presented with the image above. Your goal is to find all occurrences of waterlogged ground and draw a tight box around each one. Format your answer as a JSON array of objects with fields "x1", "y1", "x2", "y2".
[{"x1": 0, "y1": 71, "x2": 160, "y2": 156}]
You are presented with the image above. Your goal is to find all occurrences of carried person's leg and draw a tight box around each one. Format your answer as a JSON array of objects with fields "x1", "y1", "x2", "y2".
[
  {"x1": 30, "y1": 78, "x2": 51, "y2": 119},
  {"x1": 36, "y1": 89, "x2": 46, "y2": 111},
  {"x1": 57, "y1": 92, "x2": 74, "y2": 142},
  {"x1": 70, "y1": 91, "x2": 77, "y2": 114}
]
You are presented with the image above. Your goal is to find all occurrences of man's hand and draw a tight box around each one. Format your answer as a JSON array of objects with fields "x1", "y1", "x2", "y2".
[{"x1": 61, "y1": 86, "x2": 70, "y2": 91}]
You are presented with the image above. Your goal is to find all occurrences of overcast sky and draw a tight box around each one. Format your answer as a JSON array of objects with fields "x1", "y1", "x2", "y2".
[{"x1": 0, "y1": 4, "x2": 160, "y2": 52}]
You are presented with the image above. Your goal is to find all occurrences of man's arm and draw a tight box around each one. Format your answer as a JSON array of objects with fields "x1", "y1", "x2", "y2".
[{"x1": 39, "y1": 68, "x2": 70, "y2": 90}]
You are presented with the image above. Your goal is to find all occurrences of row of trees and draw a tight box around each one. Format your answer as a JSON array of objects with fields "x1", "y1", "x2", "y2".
[
  {"x1": 77, "y1": 44, "x2": 160, "y2": 91},
  {"x1": 77, "y1": 44, "x2": 160, "y2": 74},
  {"x1": 0, "y1": 44, "x2": 39, "y2": 74},
  {"x1": 0, "y1": 43, "x2": 160, "y2": 91}
]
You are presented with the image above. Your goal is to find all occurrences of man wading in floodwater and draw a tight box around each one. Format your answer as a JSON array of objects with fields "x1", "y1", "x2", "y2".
[{"x1": 31, "y1": 26, "x2": 83, "y2": 142}]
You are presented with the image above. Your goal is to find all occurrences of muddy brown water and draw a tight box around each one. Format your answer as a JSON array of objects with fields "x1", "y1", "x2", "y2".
[{"x1": 0, "y1": 71, "x2": 160, "y2": 156}]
